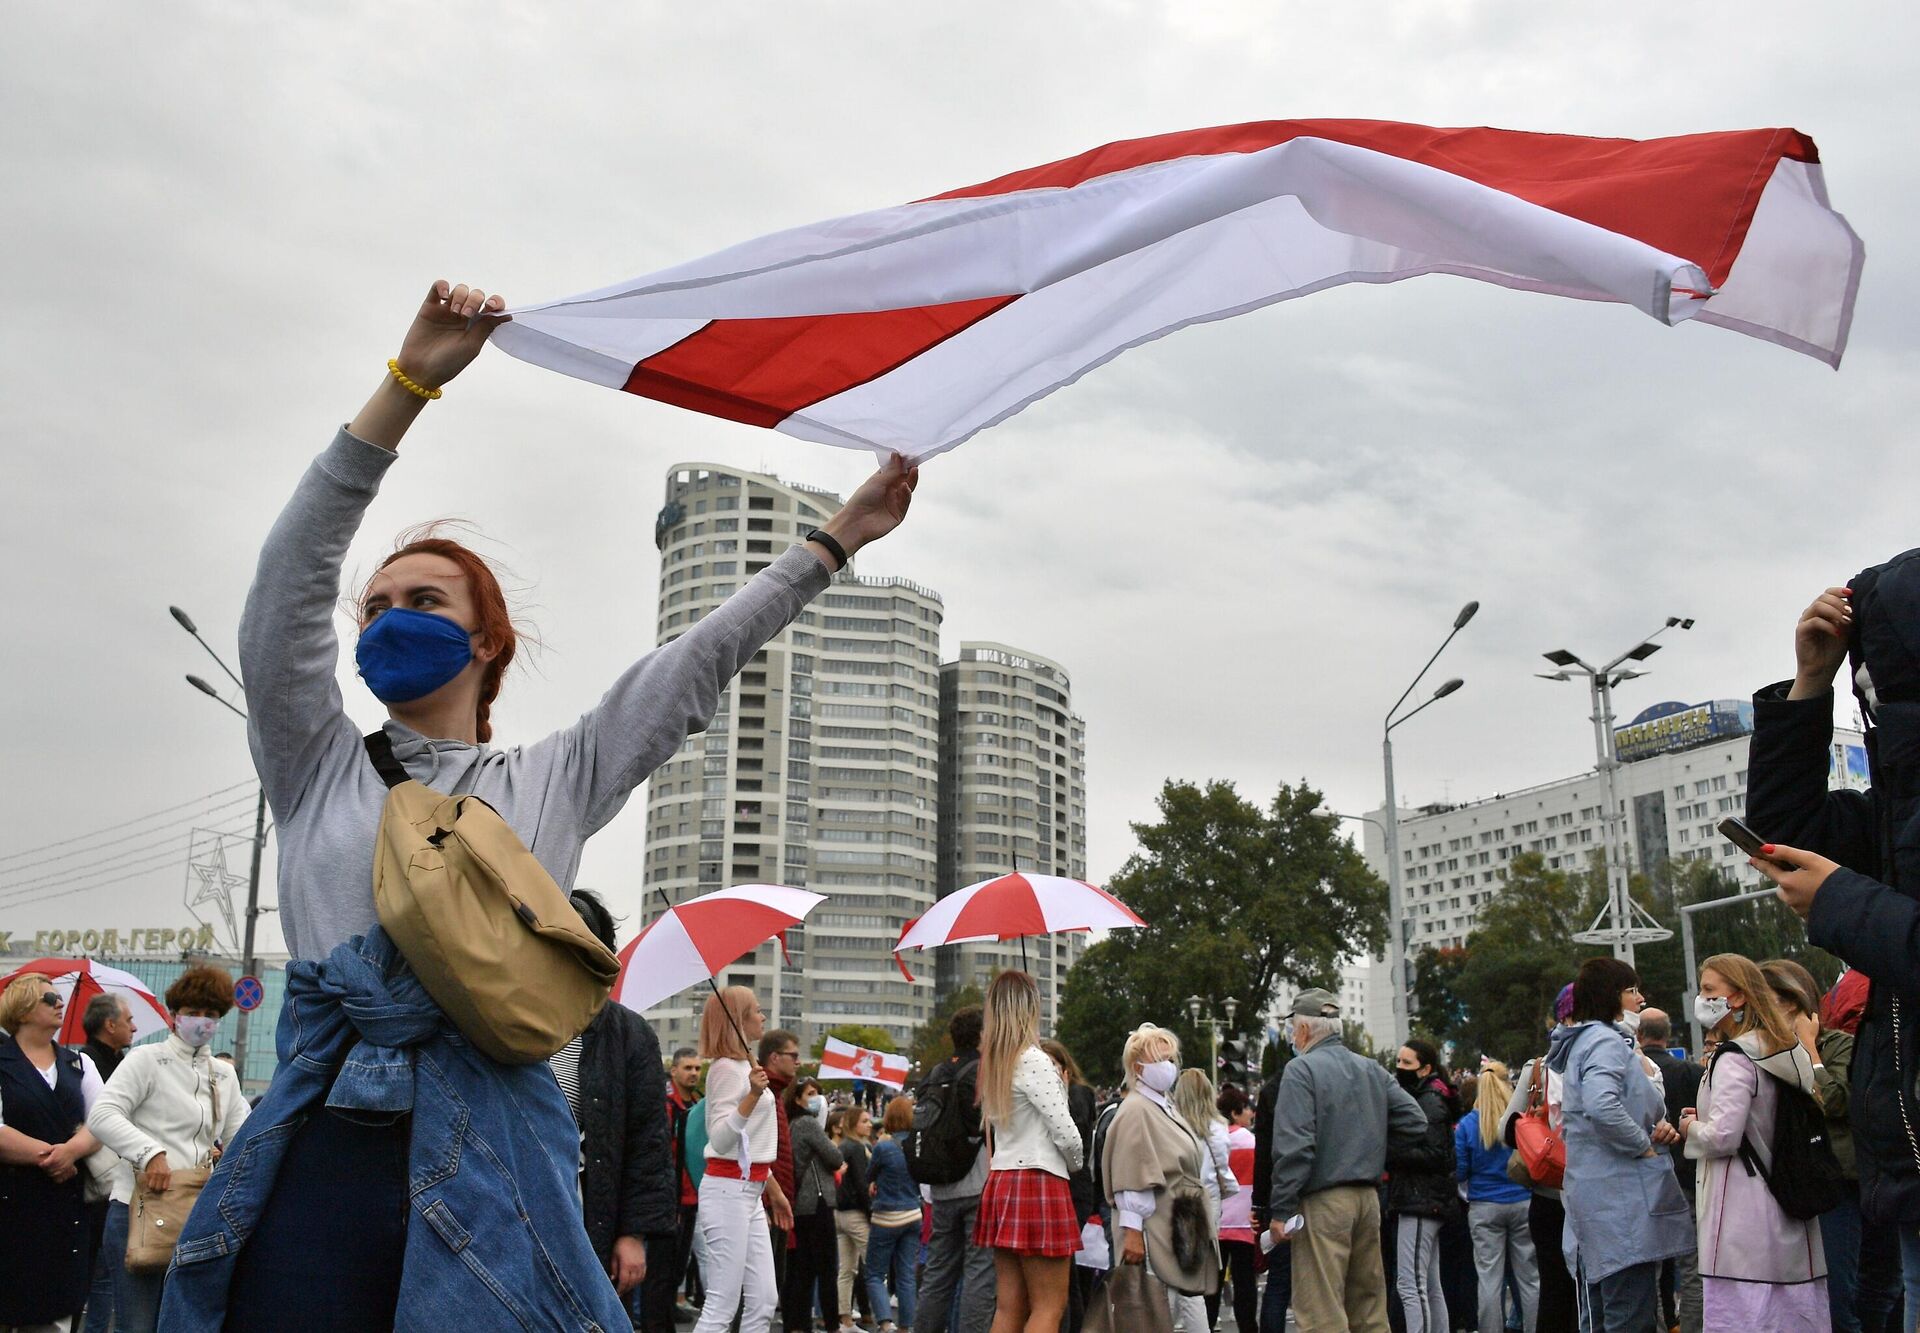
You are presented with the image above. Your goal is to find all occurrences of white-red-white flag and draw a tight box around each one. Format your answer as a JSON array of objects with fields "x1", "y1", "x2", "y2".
[
  {"x1": 494, "y1": 120, "x2": 1862, "y2": 462},
  {"x1": 818, "y1": 1037, "x2": 910, "y2": 1090}
]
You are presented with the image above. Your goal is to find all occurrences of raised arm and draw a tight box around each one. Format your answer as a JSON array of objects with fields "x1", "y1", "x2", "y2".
[
  {"x1": 239, "y1": 281, "x2": 505, "y2": 818},
  {"x1": 1745, "y1": 588, "x2": 1877, "y2": 870}
]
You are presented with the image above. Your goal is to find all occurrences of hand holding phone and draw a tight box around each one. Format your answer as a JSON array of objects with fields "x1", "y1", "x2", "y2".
[{"x1": 1717, "y1": 816, "x2": 1795, "y2": 869}]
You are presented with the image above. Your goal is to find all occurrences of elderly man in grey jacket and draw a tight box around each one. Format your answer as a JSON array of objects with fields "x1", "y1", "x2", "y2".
[{"x1": 1269, "y1": 988, "x2": 1427, "y2": 1333}]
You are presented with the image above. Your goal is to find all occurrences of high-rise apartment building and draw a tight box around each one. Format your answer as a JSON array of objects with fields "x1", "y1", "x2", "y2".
[
  {"x1": 937, "y1": 643, "x2": 1090, "y2": 1031},
  {"x1": 641, "y1": 464, "x2": 942, "y2": 1053}
]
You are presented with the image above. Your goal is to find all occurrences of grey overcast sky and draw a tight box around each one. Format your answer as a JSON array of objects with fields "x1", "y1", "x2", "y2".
[{"x1": 3, "y1": 2, "x2": 1914, "y2": 957}]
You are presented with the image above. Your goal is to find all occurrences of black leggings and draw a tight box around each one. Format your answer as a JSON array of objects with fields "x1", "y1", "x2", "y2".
[
  {"x1": 1528, "y1": 1193, "x2": 1577, "y2": 1333},
  {"x1": 782, "y1": 1208, "x2": 840, "y2": 1331},
  {"x1": 1221, "y1": 1240, "x2": 1257, "y2": 1333}
]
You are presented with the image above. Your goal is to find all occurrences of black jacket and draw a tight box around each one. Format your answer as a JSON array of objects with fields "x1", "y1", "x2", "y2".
[
  {"x1": 577, "y1": 1001, "x2": 676, "y2": 1266},
  {"x1": 80, "y1": 1039, "x2": 125, "y2": 1083},
  {"x1": 1644, "y1": 1046, "x2": 1701, "y2": 1193},
  {"x1": 1251, "y1": 1071, "x2": 1281, "y2": 1229},
  {"x1": 1748, "y1": 664, "x2": 1920, "y2": 1224},
  {"x1": 1064, "y1": 1082, "x2": 1098, "y2": 1225},
  {"x1": 1386, "y1": 1078, "x2": 1460, "y2": 1220},
  {"x1": 836, "y1": 1138, "x2": 871, "y2": 1213}
]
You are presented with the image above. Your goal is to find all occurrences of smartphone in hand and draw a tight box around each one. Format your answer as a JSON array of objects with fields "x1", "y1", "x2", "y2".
[{"x1": 1717, "y1": 816, "x2": 1795, "y2": 868}]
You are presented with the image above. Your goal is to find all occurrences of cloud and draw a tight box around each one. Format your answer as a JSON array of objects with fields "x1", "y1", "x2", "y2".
[{"x1": 2, "y1": 1, "x2": 1914, "y2": 952}]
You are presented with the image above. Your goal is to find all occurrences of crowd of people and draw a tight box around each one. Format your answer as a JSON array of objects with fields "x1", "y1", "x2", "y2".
[{"x1": 1, "y1": 281, "x2": 1914, "y2": 1333}]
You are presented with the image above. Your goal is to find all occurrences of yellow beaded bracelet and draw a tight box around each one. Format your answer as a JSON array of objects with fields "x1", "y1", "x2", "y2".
[{"x1": 387, "y1": 359, "x2": 443, "y2": 401}]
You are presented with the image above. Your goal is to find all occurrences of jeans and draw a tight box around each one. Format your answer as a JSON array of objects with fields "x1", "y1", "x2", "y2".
[
  {"x1": 866, "y1": 1221, "x2": 920, "y2": 1328},
  {"x1": 1260, "y1": 1233, "x2": 1293, "y2": 1333},
  {"x1": 1855, "y1": 1203, "x2": 1902, "y2": 1333},
  {"x1": 103, "y1": 1201, "x2": 165, "y2": 1333},
  {"x1": 1580, "y1": 1261, "x2": 1659, "y2": 1333},
  {"x1": 82, "y1": 1199, "x2": 116, "y2": 1333},
  {"x1": 694, "y1": 1175, "x2": 777, "y2": 1333},
  {"x1": 1826, "y1": 1189, "x2": 1865, "y2": 1333},
  {"x1": 1468, "y1": 1200, "x2": 1537, "y2": 1333},
  {"x1": 638, "y1": 1202, "x2": 700, "y2": 1333},
  {"x1": 916, "y1": 1195, "x2": 993, "y2": 1333},
  {"x1": 1395, "y1": 1215, "x2": 1447, "y2": 1333},
  {"x1": 1899, "y1": 1227, "x2": 1920, "y2": 1333}
]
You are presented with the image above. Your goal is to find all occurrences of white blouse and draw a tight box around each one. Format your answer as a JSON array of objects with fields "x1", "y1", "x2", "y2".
[{"x1": 703, "y1": 1057, "x2": 778, "y2": 1169}]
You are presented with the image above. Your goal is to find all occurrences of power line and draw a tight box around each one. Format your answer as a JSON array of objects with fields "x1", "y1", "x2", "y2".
[
  {"x1": 0, "y1": 780, "x2": 257, "y2": 865},
  {"x1": 0, "y1": 793, "x2": 260, "y2": 877},
  {"x1": 0, "y1": 815, "x2": 263, "y2": 908}
]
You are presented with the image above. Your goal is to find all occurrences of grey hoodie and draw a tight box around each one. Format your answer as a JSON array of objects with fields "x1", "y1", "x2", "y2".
[{"x1": 239, "y1": 429, "x2": 831, "y2": 960}]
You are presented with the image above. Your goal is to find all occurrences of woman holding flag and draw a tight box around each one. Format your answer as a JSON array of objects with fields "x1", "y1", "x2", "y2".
[{"x1": 159, "y1": 279, "x2": 919, "y2": 1331}]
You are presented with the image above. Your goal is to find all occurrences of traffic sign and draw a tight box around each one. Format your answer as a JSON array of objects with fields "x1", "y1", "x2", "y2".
[{"x1": 234, "y1": 975, "x2": 264, "y2": 1012}]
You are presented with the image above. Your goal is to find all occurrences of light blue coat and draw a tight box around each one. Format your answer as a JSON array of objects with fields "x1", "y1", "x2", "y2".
[{"x1": 1546, "y1": 1020, "x2": 1695, "y2": 1282}]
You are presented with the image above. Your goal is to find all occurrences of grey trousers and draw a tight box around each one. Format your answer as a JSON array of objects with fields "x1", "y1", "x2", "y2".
[
  {"x1": 1580, "y1": 1260, "x2": 1660, "y2": 1333},
  {"x1": 1670, "y1": 1243, "x2": 1702, "y2": 1333},
  {"x1": 1468, "y1": 1200, "x2": 1538, "y2": 1332},
  {"x1": 916, "y1": 1194, "x2": 995, "y2": 1333},
  {"x1": 1396, "y1": 1215, "x2": 1448, "y2": 1333}
]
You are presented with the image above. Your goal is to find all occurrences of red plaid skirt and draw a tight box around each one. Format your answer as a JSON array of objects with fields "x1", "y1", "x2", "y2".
[{"x1": 973, "y1": 1168, "x2": 1082, "y2": 1256}]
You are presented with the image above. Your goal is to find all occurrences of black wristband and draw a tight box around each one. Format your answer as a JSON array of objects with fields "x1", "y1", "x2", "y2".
[{"x1": 806, "y1": 528, "x2": 848, "y2": 571}]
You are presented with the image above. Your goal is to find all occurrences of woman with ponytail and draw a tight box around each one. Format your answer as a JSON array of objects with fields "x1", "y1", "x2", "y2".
[
  {"x1": 1455, "y1": 1061, "x2": 1538, "y2": 1333},
  {"x1": 159, "y1": 281, "x2": 918, "y2": 1332}
]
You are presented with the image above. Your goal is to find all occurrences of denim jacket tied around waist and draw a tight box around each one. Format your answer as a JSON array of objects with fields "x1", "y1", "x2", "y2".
[{"x1": 158, "y1": 927, "x2": 627, "y2": 1332}]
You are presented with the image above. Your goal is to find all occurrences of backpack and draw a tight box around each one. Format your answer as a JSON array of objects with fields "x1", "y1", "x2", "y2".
[
  {"x1": 904, "y1": 1052, "x2": 982, "y2": 1185},
  {"x1": 364, "y1": 732, "x2": 620, "y2": 1064},
  {"x1": 1088, "y1": 1098, "x2": 1122, "y2": 1203},
  {"x1": 1714, "y1": 1042, "x2": 1846, "y2": 1221}
]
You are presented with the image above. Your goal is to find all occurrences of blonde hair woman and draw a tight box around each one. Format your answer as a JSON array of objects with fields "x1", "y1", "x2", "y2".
[
  {"x1": 975, "y1": 971, "x2": 1084, "y2": 1333},
  {"x1": 1453, "y1": 1060, "x2": 1537, "y2": 1333},
  {"x1": 1102, "y1": 1025, "x2": 1220, "y2": 1317},
  {"x1": 1677, "y1": 953, "x2": 1827, "y2": 1330},
  {"x1": 0, "y1": 972, "x2": 105, "y2": 1330},
  {"x1": 1171, "y1": 1066, "x2": 1238, "y2": 1332},
  {"x1": 692, "y1": 986, "x2": 793, "y2": 1333}
]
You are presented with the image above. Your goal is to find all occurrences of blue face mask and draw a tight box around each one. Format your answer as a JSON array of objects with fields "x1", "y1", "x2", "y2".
[{"x1": 355, "y1": 608, "x2": 475, "y2": 703}]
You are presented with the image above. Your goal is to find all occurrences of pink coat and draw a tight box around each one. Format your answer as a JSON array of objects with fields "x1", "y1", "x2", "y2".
[{"x1": 1685, "y1": 1033, "x2": 1825, "y2": 1285}]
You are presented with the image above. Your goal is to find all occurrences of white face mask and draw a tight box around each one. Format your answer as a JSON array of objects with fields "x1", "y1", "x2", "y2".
[
  {"x1": 1694, "y1": 995, "x2": 1732, "y2": 1030},
  {"x1": 175, "y1": 1015, "x2": 219, "y2": 1050},
  {"x1": 807, "y1": 1095, "x2": 826, "y2": 1117},
  {"x1": 1138, "y1": 1060, "x2": 1178, "y2": 1094},
  {"x1": 1618, "y1": 1009, "x2": 1642, "y2": 1035}
]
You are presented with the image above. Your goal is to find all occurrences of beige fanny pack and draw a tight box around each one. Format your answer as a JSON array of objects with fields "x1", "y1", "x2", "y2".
[{"x1": 365, "y1": 731, "x2": 619, "y2": 1064}]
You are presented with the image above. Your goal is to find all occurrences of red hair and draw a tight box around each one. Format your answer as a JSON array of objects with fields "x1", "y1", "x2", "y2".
[{"x1": 377, "y1": 535, "x2": 517, "y2": 743}]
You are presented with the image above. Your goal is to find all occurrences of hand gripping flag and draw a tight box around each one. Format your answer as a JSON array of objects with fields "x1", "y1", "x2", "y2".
[
  {"x1": 493, "y1": 120, "x2": 1862, "y2": 462},
  {"x1": 819, "y1": 1036, "x2": 910, "y2": 1090}
]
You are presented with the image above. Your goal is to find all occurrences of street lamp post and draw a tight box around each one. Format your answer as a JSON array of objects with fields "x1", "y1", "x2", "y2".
[
  {"x1": 1537, "y1": 617, "x2": 1695, "y2": 963},
  {"x1": 1185, "y1": 993, "x2": 1240, "y2": 1083},
  {"x1": 173, "y1": 607, "x2": 267, "y2": 1081},
  {"x1": 1381, "y1": 601, "x2": 1479, "y2": 1052}
]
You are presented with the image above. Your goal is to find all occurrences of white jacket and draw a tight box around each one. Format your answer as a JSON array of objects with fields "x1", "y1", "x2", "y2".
[
  {"x1": 87, "y1": 1034, "x2": 249, "y2": 1205},
  {"x1": 985, "y1": 1044, "x2": 1084, "y2": 1178}
]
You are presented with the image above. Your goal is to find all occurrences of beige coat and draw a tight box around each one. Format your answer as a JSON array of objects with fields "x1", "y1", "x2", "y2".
[{"x1": 1101, "y1": 1091, "x2": 1220, "y2": 1296}]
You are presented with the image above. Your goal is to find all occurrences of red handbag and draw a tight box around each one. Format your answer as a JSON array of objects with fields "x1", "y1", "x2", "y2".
[{"x1": 1512, "y1": 1059, "x2": 1566, "y2": 1190}]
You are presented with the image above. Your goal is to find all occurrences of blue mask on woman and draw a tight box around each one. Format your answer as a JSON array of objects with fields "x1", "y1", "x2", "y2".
[{"x1": 355, "y1": 608, "x2": 474, "y2": 703}]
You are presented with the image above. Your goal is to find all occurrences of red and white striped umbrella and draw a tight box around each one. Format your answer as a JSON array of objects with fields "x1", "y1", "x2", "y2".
[
  {"x1": 891, "y1": 874, "x2": 1146, "y2": 980},
  {"x1": 613, "y1": 884, "x2": 826, "y2": 1016},
  {"x1": 1, "y1": 957, "x2": 173, "y2": 1045}
]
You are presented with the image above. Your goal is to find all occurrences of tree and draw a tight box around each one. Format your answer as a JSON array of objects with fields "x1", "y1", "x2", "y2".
[
  {"x1": 907, "y1": 985, "x2": 982, "y2": 1077},
  {"x1": 1058, "y1": 779, "x2": 1388, "y2": 1085},
  {"x1": 811, "y1": 1024, "x2": 897, "y2": 1062},
  {"x1": 1451, "y1": 852, "x2": 1585, "y2": 1063},
  {"x1": 1410, "y1": 946, "x2": 1471, "y2": 1054}
]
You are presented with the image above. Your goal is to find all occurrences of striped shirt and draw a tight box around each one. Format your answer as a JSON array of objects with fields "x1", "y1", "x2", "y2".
[{"x1": 550, "y1": 1035, "x2": 584, "y2": 1123}]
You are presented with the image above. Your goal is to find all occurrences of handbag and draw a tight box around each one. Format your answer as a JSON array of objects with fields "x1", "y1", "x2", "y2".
[
  {"x1": 1512, "y1": 1058, "x2": 1566, "y2": 1191},
  {"x1": 364, "y1": 732, "x2": 621, "y2": 1064},
  {"x1": 1084, "y1": 1262, "x2": 1175, "y2": 1333},
  {"x1": 125, "y1": 1068, "x2": 219, "y2": 1273}
]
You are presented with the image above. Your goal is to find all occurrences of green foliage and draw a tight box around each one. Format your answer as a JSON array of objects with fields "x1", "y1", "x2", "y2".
[
  {"x1": 1058, "y1": 779, "x2": 1389, "y2": 1085},
  {"x1": 811, "y1": 1024, "x2": 897, "y2": 1063},
  {"x1": 907, "y1": 985, "x2": 982, "y2": 1077},
  {"x1": 1410, "y1": 947, "x2": 1471, "y2": 1052}
]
